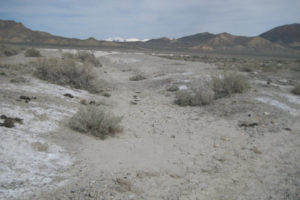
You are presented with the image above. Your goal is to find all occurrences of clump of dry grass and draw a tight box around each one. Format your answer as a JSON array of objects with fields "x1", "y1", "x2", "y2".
[
  {"x1": 129, "y1": 74, "x2": 146, "y2": 81},
  {"x1": 24, "y1": 48, "x2": 41, "y2": 57},
  {"x1": 291, "y1": 84, "x2": 300, "y2": 95},
  {"x1": 69, "y1": 105, "x2": 122, "y2": 139},
  {"x1": 212, "y1": 72, "x2": 249, "y2": 98},
  {"x1": 34, "y1": 57, "x2": 101, "y2": 93}
]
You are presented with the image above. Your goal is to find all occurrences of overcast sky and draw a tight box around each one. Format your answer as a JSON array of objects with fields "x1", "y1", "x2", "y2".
[{"x1": 0, "y1": 0, "x2": 299, "y2": 40}]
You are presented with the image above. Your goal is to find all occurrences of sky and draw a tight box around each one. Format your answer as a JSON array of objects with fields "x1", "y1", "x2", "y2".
[{"x1": 0, "y1": 0, "x2": 299, "y2": 40}]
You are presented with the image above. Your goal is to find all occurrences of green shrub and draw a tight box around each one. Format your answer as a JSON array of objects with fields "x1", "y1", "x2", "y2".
[
  {"x1": 69, "y1": 105, "x2": 122, "y2": 139},
  {"x1": 212, "y1": 72, "x2": 249, "y2": 98},
  {"x1": 75, "y1": 51, "x2": 101, "y2": 66},
  {"x1": 129, "y1": 74, "x2": 146, "y2": 81},
  {"x1": 291, "y1": 84, "x2": 300, "y2": 95},
  {"x1": 24, "y1": 48, "x2": 41, "y2": 57},
  {"x1": 34, "y1": 58, "x2": 100, "y2": 93}
]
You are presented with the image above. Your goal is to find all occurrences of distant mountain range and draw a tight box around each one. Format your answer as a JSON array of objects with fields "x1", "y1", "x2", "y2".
[{"x1": 0, "y1": 19, "x2": 299, "y2": 56}]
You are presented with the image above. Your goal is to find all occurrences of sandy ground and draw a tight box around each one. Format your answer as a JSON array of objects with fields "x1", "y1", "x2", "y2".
[{"x1": 0, "y1": 49, "x2": 299, "y2": 200}]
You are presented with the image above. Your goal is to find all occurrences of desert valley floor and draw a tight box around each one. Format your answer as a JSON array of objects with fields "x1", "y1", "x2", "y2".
[{"x1": 0, "y1": 49, "x2": 299, "y2": 200}]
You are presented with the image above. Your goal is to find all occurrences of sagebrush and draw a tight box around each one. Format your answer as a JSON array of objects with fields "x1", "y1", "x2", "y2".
[
  {"x1": 24, "y1": 48, "x2": 41, "y2": 57},
  {"x1": 34, "y1": 57, "x2": 100, "y2": 93},
  {"x1": 76, "y1": 51, "x2": 101, "y2": 66},
  {"x1": 0, "y1": 45, "x2": 21, "y2": 56},
  {"x1": 69, "y1": 105, "x2": 122, "y2": 139},
  {"x1": 174, "y1": 85, "x2": 214, "y2": 106},
  {"x1": 212, "y1": 72, "x2": 249, "y2": 98}
]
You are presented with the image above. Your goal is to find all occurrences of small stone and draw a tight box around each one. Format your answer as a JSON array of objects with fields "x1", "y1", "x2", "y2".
[
  {"x1": 251, "y1": 147, "x2": 262, "y2": 154},
  {"x1": 200, "y1": 183, "x2": 207, "y2": 190},
  {"x1": 89, "y1": 191, "x2": 96, "y2": 198}
]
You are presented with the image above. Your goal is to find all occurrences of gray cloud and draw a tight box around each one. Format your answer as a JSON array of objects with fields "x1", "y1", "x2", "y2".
[{"x1": 0, "y1": 0, "x2": 299, "y2": 39}]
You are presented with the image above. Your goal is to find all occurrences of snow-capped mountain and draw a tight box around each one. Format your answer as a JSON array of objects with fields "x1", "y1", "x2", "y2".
[{"x1": 105, "y1": 37, "x2": 149, "y2": 42}]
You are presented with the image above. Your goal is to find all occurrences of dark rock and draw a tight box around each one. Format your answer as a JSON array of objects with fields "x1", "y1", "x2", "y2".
[
  {"x1": 0, "y1": 118, "x2": 15, "y2": 128},
  {"x1": 19, "y1": 95, "x2": 32, "y2": 103},
  {"x1": 239, "y1": 121, "x2": 259, "y2": 127},
  {"x1": 0, "y1": 115, "x2": 23, "y2": 128},
  {"x1": 0, "y1": 114, "x2": 7, "y2": 119},
  {"x1": 64, "y1": 93, "x2": 74, "y2": 98}
]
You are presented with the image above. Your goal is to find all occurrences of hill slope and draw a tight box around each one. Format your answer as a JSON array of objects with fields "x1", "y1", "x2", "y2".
[
  {"x1": 0, "y1": 20, "x2": 120, "y2": 47},
  {"x1": 260, "y1": 23, "x2": 300, "y2": 48}
]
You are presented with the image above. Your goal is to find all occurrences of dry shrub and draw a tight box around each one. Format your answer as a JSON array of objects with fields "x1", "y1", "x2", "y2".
[
  {"x1": 0, "y1": 45, "x2": 20, "y2": 56},
  {"x1": 62, "y1": 52, "x2": 75, "y2": 59},
  {"x1": 24, "y1": 48, "x2": 41, "y2": 57},
  {"x1": 212, "y1": 72, "x2": 249, "y2": 98},
  {"x1": 167, "y1": 85, "x2": 179, "y2": 92},
  {"x1": 34, "y1": 57, "x2": 100, "y2": 93},
  {"x1": 69, "y1": 105, "x2": 122, "y2": 139},
  {"x1": 291, "y1": 84, "x2": 300, "y2": 95},
  {"x1": 129, "y1": 74, "x2": 146, "y2": 81},
  {"x1": 75, "y1": 51, "x2": 101, "y2": 67},
  {"x1": 174, "y1": 85, "x2": 214, "y2": 106}
]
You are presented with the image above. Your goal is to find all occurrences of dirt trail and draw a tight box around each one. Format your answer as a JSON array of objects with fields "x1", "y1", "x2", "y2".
[{"x1": 0, "y1": 50, "x2": 299, "y2": 200}]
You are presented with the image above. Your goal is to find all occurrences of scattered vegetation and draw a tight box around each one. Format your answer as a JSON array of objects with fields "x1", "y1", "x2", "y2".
[
  {"x1": 69, "y1": 105, "x2": 122, "y2": 139},
  {"x1": 33, "y1": 57, "x2": 101, "y2": 93},
  {"x1": 24, "y1": 48, "x2": 41, "y2": 57},
  {"x1": 212, "y1": 72, "x2": 249, "y2": 99},
  {"x1": 174, "y1": 85, "x2": 214, "y2": 106},
  {"x1": 159, "y1": 54, "x2": 300, "y2": 72},
  {"x1": 129, "y1": 74, "x2": 146, "y2": 81},
  {"x1": 291, "y1": 84, "x2": 300, "y2": 95}
]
